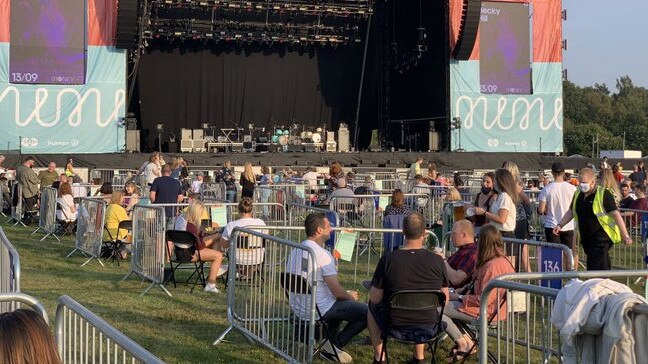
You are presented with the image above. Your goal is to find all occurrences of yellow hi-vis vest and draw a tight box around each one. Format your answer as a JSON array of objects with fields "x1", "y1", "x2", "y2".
[{"x1": 572, "y1": 186, "x2": 621, "y2": 244}]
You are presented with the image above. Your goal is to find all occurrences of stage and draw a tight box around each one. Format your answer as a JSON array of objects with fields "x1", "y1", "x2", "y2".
[{"x1": 0, "y1": 151, "x2": 609, "y2": 172}]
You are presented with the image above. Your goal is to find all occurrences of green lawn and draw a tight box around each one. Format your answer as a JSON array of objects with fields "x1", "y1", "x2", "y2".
[{"x1": 4, "y1": 223, "x2": 468, "y2": 364}]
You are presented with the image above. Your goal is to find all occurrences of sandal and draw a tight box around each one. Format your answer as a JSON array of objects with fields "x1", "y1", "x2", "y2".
[{"x1": 448, "y1": 346, "x2": 477, "y2": 363}]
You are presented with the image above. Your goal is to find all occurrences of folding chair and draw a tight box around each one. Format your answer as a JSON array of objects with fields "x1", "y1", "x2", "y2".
[
  {"x1": 102, "y1": 220, "x2": 132, "y2": 265},
  {"x1": 55, "y1": 201, "x2": 77, "y2": 236},
  {"x1": 165, "y1": 230, "x2": 206, "y2": 292},
  {"x1": 279, "y1": 272, "x2": 341, "y2": 362},
  {"x1": 380, "y1": 290, "x2": 447, "y2": 364},
  {"x1": 225, "y1": 232, "x2": 266, "y2": 285}
]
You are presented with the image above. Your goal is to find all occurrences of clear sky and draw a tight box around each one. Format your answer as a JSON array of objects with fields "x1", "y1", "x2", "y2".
[{"x1": 562, "y1": 0, "x2": 648, "y2": 89}]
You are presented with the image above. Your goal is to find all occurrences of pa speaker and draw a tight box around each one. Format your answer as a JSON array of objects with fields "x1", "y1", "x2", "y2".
[
  {"x1": 453, "y1": 0, "x2": 482, "y2": 60},
  {"x1": 115, "y1": 0, "x2": 139, "y2": 50}
]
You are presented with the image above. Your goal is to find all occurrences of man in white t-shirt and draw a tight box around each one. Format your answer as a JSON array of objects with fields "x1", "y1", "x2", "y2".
[
  {"x1": 286, "y1": 213, "x2": 367, "y2": 363},
  {"x1": 191, "y1": 173, "x2": 204, "y2": 194},
  {"x1": 216, "y1": 197, "x2": 267, "y2": 266},
  {"x1": 302, "y1": 167, "x2": 320, "y2": 188},
  {"x1": 538, "y1": 162, "x2": 577, "y2": 250}
]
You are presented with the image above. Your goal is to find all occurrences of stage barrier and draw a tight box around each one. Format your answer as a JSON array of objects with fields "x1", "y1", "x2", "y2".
[
  {"x1": 0, "y1": 227, "x2": 20, "y2": 313},
  {"x1": 32, "y1": 187, "x2": 59, "y2": 242},
  {"x1": 477, "y1": 270, "x2": 648, "y2": 364},
  {"x1": 10, "y1": 183, "x2": 25, "y2": 227},
  {"x1": 66, "y1": 198, "x2": 106, "y2": 267},
  {"x1": 121, "y1": 205, "x2": 169, "y2": 296},
  {"x1": 213, "y1": 227, "x2": 319, "y2": 364}
]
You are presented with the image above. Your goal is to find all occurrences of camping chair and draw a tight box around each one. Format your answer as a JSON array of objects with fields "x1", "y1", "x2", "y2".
[
  {"x1": 380, "y1": 290, "x2": 447, "y2": 364},
  {"x1": 55, "y1": 201, "x2": 77, "y2": 236},
  {"x1": 382, "y1": 214, "x2": 406, "y2": 253},
  {"x1": 102, "y1": 220, "x2": 132, "y2": 265},
  {"x1": 165, "y1": 230, "x2": 206, "y2": 292},
  {"x1": 279, "y1": 272, "x2": 341, "y2": 362}
]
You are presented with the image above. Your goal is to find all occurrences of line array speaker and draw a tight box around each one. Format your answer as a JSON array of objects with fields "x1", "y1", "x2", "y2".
[
  {"x1": 452, "y1": 0, "x2": 482, "y2": 60},
  {"x1": 115, "y1": 0, "x2": 139, "y2": 50}
]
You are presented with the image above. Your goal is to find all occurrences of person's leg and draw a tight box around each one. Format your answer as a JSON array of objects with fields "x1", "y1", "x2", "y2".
[
  {"x1": 441, "y1": 302, "x2": 475, "y2": 353},
  {"x1": 321, "y1": 300, "x2": 368, "y2": 348},
  {"x1": 560, "y1": 230, "x2": 575, "y2": 270},
  {"x1": 584, "y1": 241, "x2": 610, "y2": 270},
  {"x1": 367, "y1": 305, "x2": 385, "y2": 362},
  {"x1": 198, "y1": 248, "x2": 224, "y2": 284}
]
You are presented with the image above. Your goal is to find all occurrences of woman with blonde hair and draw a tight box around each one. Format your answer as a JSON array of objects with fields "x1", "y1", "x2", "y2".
[
  {"x1": 123, "y1": 181, "x2": 140, "y2": 214},
  {"x1": 599, "y1": 168, "x2": 621, "y2": 205},
  {"x1": 184, "y1": 201, "x2": 226, "y2": 293},
  {"x1": 0, "y1": 309, "x2": 61, "y2": 364},
  {"x1": 240, "y1": 162, "x2": 257, "y2": 199},
  {"x1": 446, "y1": 187, "x2": 462, "y2": 202}
]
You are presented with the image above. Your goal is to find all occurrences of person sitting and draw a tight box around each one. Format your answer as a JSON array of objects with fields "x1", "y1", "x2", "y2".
[
  {"x1": 440, "y1": 220, "x2": 478, "y2": 290},
  {"x1": 441, "y1": 224, "x2": 515, "y2": 361},
  {"x1": 383, "y1": 189, "x2": 410, "y2": 217},
  {"x1": 123, "y1": 181, "x2": 140, "y2": 214},
  {"x1": 56, "y1": 182, "x2": 77, "y2": 222},
  {"x1": 329, "y1": 178, "x2": 354, "y2": 201},
  {"x1": 94, "y1": 182, "x2": 113, "y2": 203},
  {"x1": 367, "y1": 212, "x2": 448, "y2": 364},
  {"x1": 213, "y1": 197, "x2": 265, "y2": 255},
  {"x1": 286, "y1": 212, "x2": 367, "y2": 363},
  {"x1": 103, "y1": 191, "x2": 131, "y2": 243},
  {"x1": 0, "y1": 309, "x2": 61, "y2": 364}
]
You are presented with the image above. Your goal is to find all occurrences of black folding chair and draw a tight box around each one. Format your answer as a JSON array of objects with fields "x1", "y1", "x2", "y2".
[
  {"x1": 165, "y1": 230, "x2": 206, "y2": 293},
  {"x1": 381, "y1": 290, "x2": 447, "y2": 364},
  {"x1": 225, "y1": 232, "x2": 266, "y2": 286},
  {"x1": 55, "y1": 201, "x2": 77, "y2": 236},
  {"x1": 279, "y1": 272, "x2": 341, "y2": 362},
  {"x1": 102, "y1": 220, "x2": 131, "y2": 265}
]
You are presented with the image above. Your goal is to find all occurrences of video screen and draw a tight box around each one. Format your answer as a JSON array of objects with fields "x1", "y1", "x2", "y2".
[
  {"x1": 479, "y1": 1, "x2": 532, "y2": 95},
  {"x1": 10, "y1": 0, "x2": 86, "y2": 85}
]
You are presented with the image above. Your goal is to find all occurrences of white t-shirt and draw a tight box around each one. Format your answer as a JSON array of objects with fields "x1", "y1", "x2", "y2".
[
  {"x1": 71, "y1": 184, "x2": 88, "y2": 198},
  {"x1": 191, "y1": 180, "x2": 203, "y2": 194},
  {"x1": 222, "y1": 217, "x2": 267, "y2": 266},
  {"x1": 174, "y1": 213, "x2": 187, "y2": 231},
  {"x1": 56, "y1": 195, "x2": 77, "y2": 221},
  {"x1": 287, "y1": 240, "x2": 337, "y2": 320},
  {"x1": 302, "y1": 171, "x2": 319, "y2": 187},
  {"x1": 538, "y1": 181, "x2": 576, "y2": 230},
  {"x1": 490, "y1": 191, "x2": 516, "y2": 232},
  {"x1": 143, "y1": 163, "x2": 159, "y2": 185}
]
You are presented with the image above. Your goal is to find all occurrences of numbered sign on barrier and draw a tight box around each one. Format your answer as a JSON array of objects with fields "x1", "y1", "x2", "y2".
[{"x1": 538, "y1": 247, "x2": 562, "y2": 289}]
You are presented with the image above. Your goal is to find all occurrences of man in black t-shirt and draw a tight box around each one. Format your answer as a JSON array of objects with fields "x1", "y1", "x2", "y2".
[
  {"x1": 367, "y1": 213, "x2": 449, "y2": 364},
  {"x1": 554, "y1": 168, "x2": 632, "y2": 270},
  {"x1": 150, "y1": 164, "x2": 184, "y2": 228},
  {"x1": 619, "y1": 183, "x2": 634, "y2": 209}
]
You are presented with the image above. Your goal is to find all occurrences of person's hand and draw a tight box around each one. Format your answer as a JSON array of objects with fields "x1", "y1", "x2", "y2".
[
  {"x1": 474, "y1": 207, "x2": 485, "y2": 215},
  {"x1": 449, "y1": 292, "x2": 460, "y2": 301},
  {"x1": 552, "y1": 225, "x2": 562, "y2": 236},
  {"x1": 623, "y1": 235, "x2": 633, "y2": 245},
  {"x1": 347, "y1": 290, "x2": 359, "y2": 301}
]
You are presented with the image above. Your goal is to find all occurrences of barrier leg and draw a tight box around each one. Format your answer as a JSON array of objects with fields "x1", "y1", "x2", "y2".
[
  {"x1": 66, "y1": 248, "x2": 79, "y2": 258},
  {"x1": 31, "y1": 227, "x2": 41, "y2": 235},
  {"x1": 40, "y1": 232, "x2": 60, "y2": 243},
  {"x1": 213, "y1": 325, "x2": 233, "y2": 346}
]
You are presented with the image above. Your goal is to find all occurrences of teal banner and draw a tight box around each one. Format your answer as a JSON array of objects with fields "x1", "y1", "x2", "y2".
[
  {"x1": 450, "y1": 60, "x2": 563, "y2": 153},
  {"x1": 0, "y1": 44, "x2": 126, "y2": 153}
]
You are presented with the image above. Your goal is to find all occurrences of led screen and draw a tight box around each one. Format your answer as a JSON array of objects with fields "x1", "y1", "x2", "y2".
[
  {"x1": 479, "y1": 1, "x2": 531, "y2": 95},
  {"x1": 10, "y1": 0, "x2": 86, "y2": 85}
]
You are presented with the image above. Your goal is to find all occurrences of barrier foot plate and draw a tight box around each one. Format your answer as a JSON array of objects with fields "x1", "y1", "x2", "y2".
[{"x1": 213, "y1": 326, "x2": 233, "y2": 346}]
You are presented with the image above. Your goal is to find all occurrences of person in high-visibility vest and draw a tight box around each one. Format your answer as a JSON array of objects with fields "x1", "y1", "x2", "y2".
[{"x1": 553, "y1": 167, "x2": 632, "y2": 270}]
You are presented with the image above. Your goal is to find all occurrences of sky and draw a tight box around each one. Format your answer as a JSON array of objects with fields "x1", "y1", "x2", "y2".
[{"x1": 562, "y1": 0, "x2": 648, "y2": 89}]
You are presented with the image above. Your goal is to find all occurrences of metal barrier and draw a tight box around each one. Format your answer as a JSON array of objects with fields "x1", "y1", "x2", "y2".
[
  {"x1": 477, "y1": 270, "x2": 648, "y2": 364},
  {"x1": 10, "y1": 183, "x2": 25, "y2": 226},
  {"x1": 32, "y1": 186, "x2": 59, "y2": 242},
  {"x1": 200, "y1": 181, "x2": 227, "y2": 202},
  {"x1": 611, "y1": 207, "x2": 648, "y2": 272},
  {"x1": 329, "y1": 195, "x2": 380, "y2": 230},
  {"x1": 153, "y1": 201, "x2": 287, "y2": 228},
  {"x1": 502, "y1": 237, "x2": 576, "y2": 272},
  {"x1": 55, "y1": 295, "x2": 164, "y2": 363},
  {"x1": 121, "y1": 205, "x2": 169, "y2": 296},
  {"x1": 66, "y1": 198, "x2": 106, "y2": 267},
  {"x1": 0, "y1": 292, "x2": 48, "y2": 323},
  {"x1": 254, "y1": 184, "x2": 307, "y2": 207},
  {"x1": 0, "y1": 227, "x2": 20, "y2": 313},
  {"x1": 213, "y1": 227, "x2": 319, "y2": 363}
]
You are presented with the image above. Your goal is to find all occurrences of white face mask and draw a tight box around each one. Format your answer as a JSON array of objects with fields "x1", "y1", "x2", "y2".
[{"x1": 580, "y1": 182, "x2": 591, "y2": 193}]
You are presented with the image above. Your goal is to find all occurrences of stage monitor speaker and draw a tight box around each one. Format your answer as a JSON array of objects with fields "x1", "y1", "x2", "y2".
[
  {"x1": 180, "y1": 139, "x2": 193, "y2": 152},
  {"x1": 181, "y1": 128, "x2": 193, "y2": 139},
  {"x1": 243, "y1": 141, "x2": 254, "y2": 150},
  {"x1": 193, "y1": 139, "x2": 206, "y2": 152},
  {"x1": 168, "y1": 141, "x2": 179, "y2": 153},
  {"x1": 453, "y1": 0, "x2": 482, "y2": 60},
  {"x1": 125, "y1": 117, "x2": 138, "y2": 130},
  {"x1": 327, "y1": 131, "x2": 335, "y2": 143},
  {"x1": 304, "y1": 145, "x2": 318, "y2": 153},
  {"x1": 115, "y1": 0, "x2": 139, "y2": 50},
  {"x1": 193, "y1": 129, "x2": 204, "y2": 140},
  {"x1": 257, "y1": 136, "x2": 269, "y2": 143},
  {"x1": 338, "y1": 128, "x2": 350, "y2": 152},
  {"x1": 243, "y1": 135, "x2": 252, "y2": 142},
  {"x1": 267, "y1": 144, "x2": 281, "y2": 153},
  {"x1": 126, "y1": 130, "x2": 140, "y2": 152},
  {"x1": 287, "y1": 145, "x2": 304, "y2": 153},
  {"x1": 428, "y1": 131, "x2": 440, "y2": 152}
]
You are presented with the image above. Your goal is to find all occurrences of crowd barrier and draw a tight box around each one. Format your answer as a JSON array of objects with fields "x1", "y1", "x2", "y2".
[
  {"x1": 153, "y1": 201, "x2": 287, "y2": 228},
  {"x1": 200, "y1": 182, "x2": 227, "y2": 202},
  {"x1": 0, "y1": 292, "x2": 48, "y2": 323},
  {"x1": 10, "y1": 183, "x2": 24, "y2": 227},
  {"x1": 0, "y1": 227, "x2": 20, "y2": 314},
  {"x1": 121, "y1": 205, "x2": 169, "y2": 296},
  {"x1": 32, "y1": 186, "x2": 59, "y2": 242},
  {"x1": 66, "y1": 198, "x2": 106, "y2": 267},
  {"x1": 0, "y1": 185, "x2": 6, "y2": 218},
  {"x1": 254, "y1": 184, "x2": 308, "y2": 208},
  {"x1": 612, "y1": 207, "x2": 648, "y2": 272},
  {"x1": 477, "y1": 270, "x2": 648, "y2": 364},
  {"x1": 213, "y1": 227, "x2": 319, "y2": 363}
]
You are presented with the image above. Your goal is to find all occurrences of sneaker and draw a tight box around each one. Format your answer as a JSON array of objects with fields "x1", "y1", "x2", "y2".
[
  {"x1": 217, "y1": 264, "x2": 228, "y2": 277},
  {"x1": 361, "y1": 280, "x2": 372, "y2": 290},
  {"x1": 204, "y1": 283, "x2": 220, "y2": 293},
  {"x1": 320, "y1": 340, "x2": 352, "y2": 363}
]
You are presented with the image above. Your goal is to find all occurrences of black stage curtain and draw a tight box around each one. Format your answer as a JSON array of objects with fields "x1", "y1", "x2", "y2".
[{"x1": 137, "y1": 42, "x2": 365, "y2": 150}]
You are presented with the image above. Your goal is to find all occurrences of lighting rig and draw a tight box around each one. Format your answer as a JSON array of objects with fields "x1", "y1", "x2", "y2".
[{"x1": 144, "y1": 0, "x2": 373, "y2": 47}]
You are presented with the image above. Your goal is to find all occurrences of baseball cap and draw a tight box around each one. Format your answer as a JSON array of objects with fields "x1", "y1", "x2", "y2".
[{"x1": 551, "y1": 162, "x2": 565, "y2": 173}]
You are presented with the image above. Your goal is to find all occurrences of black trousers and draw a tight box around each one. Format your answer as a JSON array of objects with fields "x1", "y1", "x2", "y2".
[
  {"x1": 582, "y1": 239, "x2": 613, "y2": 270},
  {"x1": 544, "y1": 228, "x2": 575, "y2": 250}
]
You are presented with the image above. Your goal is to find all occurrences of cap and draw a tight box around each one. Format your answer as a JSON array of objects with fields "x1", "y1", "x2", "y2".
[{"x1": 551, "y1": 162, "x2": 565, "y2": 173}]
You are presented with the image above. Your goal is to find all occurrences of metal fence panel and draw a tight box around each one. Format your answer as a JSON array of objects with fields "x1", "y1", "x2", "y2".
[
  {"x1": 214, "y1": 227, "x2": 319, "y2": 364},
  {"x1": 32, "y1": 186, "x2": 59, "y2": 242},
  {"x1": 67, "y1": 198, "x2": 106, "y2": 267},
  {"x1": 0, "y1": 227, "x2": 20, "y2": 313},
  {"x1": 0, "y1": 292, "x2": 48, "y2": 323},
  {"x1": 55, "y1": 295, "x2": 164, "y2": 364},
  {"x1": 122, "y1": 205, "x2": 169, "y2": 296},
  {"x1": 200, "y1": 182, "x2": 227, "y2": 202},
  {"x1": 10, "y1": 183, "x2": 24, "y2": 226}
]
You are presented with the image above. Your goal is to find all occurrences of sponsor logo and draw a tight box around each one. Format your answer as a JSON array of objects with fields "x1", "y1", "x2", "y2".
[
  {"x1": 21, "y1": 137, "x2": 38, "y2": 147},
  {"x1": 487, "y1": 138, "x2": 499, "y2": 148}
]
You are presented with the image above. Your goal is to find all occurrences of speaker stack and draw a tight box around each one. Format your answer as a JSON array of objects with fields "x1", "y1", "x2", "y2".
[
  {"x1": 115, "y1": 0, "x2": 140, "y2": 50},
  {"x1": 452, "y1": 0, "x2": 482, "y2": 60}
]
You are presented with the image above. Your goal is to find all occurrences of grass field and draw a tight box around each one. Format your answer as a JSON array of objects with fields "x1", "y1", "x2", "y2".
[{"x1": 3, "y1": 223, "x2": 471, "y2": 364}]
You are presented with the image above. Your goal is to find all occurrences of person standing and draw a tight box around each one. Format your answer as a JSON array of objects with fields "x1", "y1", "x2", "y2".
[
  {"x1": 618, "y1": 183, "x2": 635, "y2": 209},
  {"x1": 408, "y1": 157, "x2": 423, "y2": 179},
  {"x1": 150, "y1": 164, "x2": 184, "y2": 229},
  {"x1": 15, "y1": 156, "x2": 40, "y2": 224},
  {"x1": 38, "y1": 162, "x2": 58, "y2": 188},
  {"x1": 554, "y1": 167, "x2": 632, "y2": 270},
  {"x1": 240, "y1": 162, "x2": 256, "y2": 199},
  {"x1": 216, "y1": 161, "x2": 237, "y2": 202}
]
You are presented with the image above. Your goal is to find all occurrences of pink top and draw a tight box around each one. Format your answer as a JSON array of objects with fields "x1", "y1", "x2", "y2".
[{"x1": 459, "y1": 255, "x2": 515, "y2": 320}]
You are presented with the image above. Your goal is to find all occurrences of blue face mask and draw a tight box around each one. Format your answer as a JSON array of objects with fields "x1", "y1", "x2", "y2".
[{"x1": 580, "y1": 182, "x2": 591, "y2": 193}]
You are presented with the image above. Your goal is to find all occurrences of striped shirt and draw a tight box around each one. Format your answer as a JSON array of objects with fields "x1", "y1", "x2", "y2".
[{"x1": 446, "y1": 243, "x2": 478, "y2": 289}]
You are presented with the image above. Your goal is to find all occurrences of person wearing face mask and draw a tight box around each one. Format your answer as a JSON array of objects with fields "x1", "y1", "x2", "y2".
[
  {"x1": 470, "y1": 172, "x2": 498, "y2": 230},
  {"x1": 554, "y1": 167, "x2": 633, "y2": 270}
]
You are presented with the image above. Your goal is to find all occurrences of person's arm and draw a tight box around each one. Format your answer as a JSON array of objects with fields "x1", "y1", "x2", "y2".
[
  {"x1": 149, "y1": 191, "x2": 156, "y2": 203},
  {"x1": 553, "y1": 208, "x2": 574, "y2": 235},
  {"x1": 538, "y1": 201, "x2": 547, "y2": 215},
  {"x1": 610, "y1": 210, "x2": 633, "y2": 245},
  {"x1": 368, "y1": 286, "x2": 384, "y2": 305},
  {"x1": 323, "y1": 275, "x2": 356, "y2": 301},
  {"x1": 444, "y1": 260, "x2": 469, "y2": 287},
  {"x1": 477, "y1": 206, "x2": 508, "y2": 224}
]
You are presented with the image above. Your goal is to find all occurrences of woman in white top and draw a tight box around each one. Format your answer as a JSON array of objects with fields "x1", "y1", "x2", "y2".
[
  {"x1": 143, "y1": 154, "x2": 161, "y2": 185},
  {"x1": 56, "y1": 182, "x2": 77, "y2": 221},
  {"x1": 473, "y1": 168, "x2": 518, "y2": 237}
]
